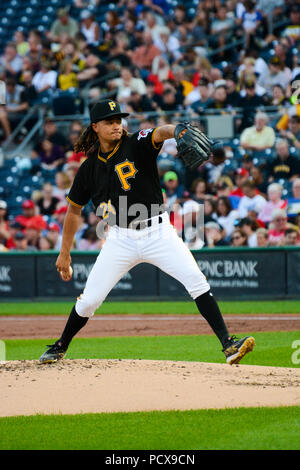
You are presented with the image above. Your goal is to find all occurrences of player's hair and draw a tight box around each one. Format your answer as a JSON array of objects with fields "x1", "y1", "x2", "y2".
[
  {"x1": 74, "y1": 124, "x2": 98, "y2": 154},
  {"x1": 74, "y1": 125, "x2": 128, "y2": 155}
]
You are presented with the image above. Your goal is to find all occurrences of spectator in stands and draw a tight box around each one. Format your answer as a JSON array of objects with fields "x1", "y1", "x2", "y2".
[
  {"x1": 189, "y1": 79, "x2": 214, "y2": 115},
  {"x1": 36, "y1": 183, "x2": 60, "y2": 216},
  {"x1": 32, "y1": 118, "x2": 68, "y2": 157},
  {"x1": 215, "y1": 177, "x2": 234, "y2": 199},
  {"x1": 230, "y1": 168, "x2": 249, "y2": 198},
  {"x1": 239, "y1": 217, "x2": 258, "y2": 247},
  {"x1": 154, "y1": 26, "x2": 182, "y2": 62},
  {"x1": 238, "y1": 0, "x2": 263, "y2": 49},
  {"x1": 266, "y1": 138, "x2": 300, "y2": 182},
  {"x1": 72, "y1": 213, "x2": 88, "y2": 249},
  {"x1": 4, "y1": 221, "x2": 23, "y2": 250},
  {"x1": 256, "y1": 227, "x2": 269, "y2": 246},
  {"x1": 104, "y1": 10, "x2": 122, "y2": 34},
  {"x1": 38, "y1": 236, "x2": 55, "y2": 251},
  {"x1": 52, "y1": 171, "x2": 71, "y2": 201},
  {"x1": 279, "y1": 115, "x2": 300, "y2": 149},
  {"x1": 25, "y1": 219, "x2": 42, "y2": 250},
  {"x1": 204, "y1": 221, "x2": 229, "y2": 247},
  {"x1": 80, "y1": 10, "x2": 100, "y2": 45},
  {"x1": 0, "y1": 77, "x2": 31, "y2": 141},
  {"x1": 53, "y1": 205, "x2": 68, "y2": 229},
  {"x1": 57, "y1": 59, "x2": 79, "y2": 91},
  {"x1": 25, "y1": 32, "x2": 42, "y2": 76},
  {"x1": 48, "y1": 7, "x2": 79, "y2": 42},
  {"x1": 38, "y1": 138, "x2": 66, "y2": 171},
  {"x1": 13, "y1": 31, "x2": 29, "y2": 57},
  {"x1": 216, "y1": 196, "x2": 239, "y2": 239},
  {"x1": 286, "y1": 178, "x2": 300, "y2": 218},
  {"x1": 160, "y1": 88, "x2": 179, "y2": 112},
  {"x1": 281, "y1": 5, "x2": 300, "y2": 42},
  {"x1": 15, "y1": 199, "x2": 47, "y2": 231},
  {"x1": 269, "y1": 84, "x2": 289, "y2": 107},
  {"x1": 225, "y1": 74, "x2": 242, "y2": 108},
  {"x1": 268, "y1": 208, "x2": 291, "y2": 245},
  {"x1": 144, "y1": 11, "x2": 167, "y2": 42},
  {"x1": 196, "y1": 146, "x2": 227, "y2": 189},
  {"x1": 0, "y1": 42, "x2": 23, "y2": 79},
  {"x1": 12, "y1": 231, "x2": 35, "y2": 251},
  {"x1": 163, "y1": 171, "x2": 185, "y2": 210},
  {"x1": 109, "y1": 67, "x2": 147, "y2": 104},
  {"x1": 190, "y1": 178, "x2": 208, "y2": 203},
  {"x1": 77, "y1": 47, "x2": 108, "y2": 87},
  {"x1": 204, "y1": 197, "x2": 218, "y2": 224},
  {"x1": 77, "y1": 225, "x2": 103, "y2": 250},
  {"x1": 237, "y1": 181, "x2": 267, "y2": 218},
  {"x1": 210, "y1": 4, "x2": 235, "y2": 58},
  {"x1": 32, "y1": 60, "x2": 57, "y2": 96},
  {"x1": 258, "y1": 56, "x2": 291, "y2": 95},
  {"x1": 19, "y1": 70, "x2": 38, "y2": 106},
  {"x1": 284, "y1": 228, "x2": 300, "y2": 246},
  {"x1": 237, "y1": 79, "x2": 265, "y2": 131},
  {"x1": 240, "y1": 111, "x2": 275, "y2": 151},
  {"x1": 250, "y1": 166, "x2": 268, "y2": 196},
  {"x1": 131, "y1": 30, "x2": 161, "y2": 72},
  {"x1": 230, "y1": 228, "x2": 248, "y2": 247},
  {"x1": 258, "y1": 183, "x2": 287, "y2": 224},
  {"x1": 208, "y1": 85, "x2": 231, "y2": 111},
  {"x1": 62, "y1": 40, "x2": 85, "y2": 73},
  {"x1": 0, "y1": 200, "x2": 10, "y2": 249},
  {"x1": 46, "y1": 222, "x2": 62, "y2": 250},
  {"x1": 106, "y1": 32, "x2": 132, "y2": 70},
  {"x1": 127, "y1": 91, "x2": 157, "y2": 114}
]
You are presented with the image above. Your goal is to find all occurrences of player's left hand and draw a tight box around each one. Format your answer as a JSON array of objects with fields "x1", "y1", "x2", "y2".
[{"x1": 174, "y1": 122, "x2": 213, "y2": 170}]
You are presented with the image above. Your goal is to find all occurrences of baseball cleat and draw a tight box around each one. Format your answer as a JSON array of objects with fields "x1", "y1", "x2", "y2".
[
  {"x1": 39, "y1": 341, "x2": 67, "y2": 364},
  {"x1": 223, "y1": 336, "x2": 255, "y2": 365}
]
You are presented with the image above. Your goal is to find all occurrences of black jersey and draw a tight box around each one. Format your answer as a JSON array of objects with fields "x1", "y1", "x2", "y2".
[{"x1": 67, "y1": 127, "x2": 166, "y2": 226}]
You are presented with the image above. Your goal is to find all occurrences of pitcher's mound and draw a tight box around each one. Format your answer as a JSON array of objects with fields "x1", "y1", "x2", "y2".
[{"x1": 1, "y1": 359, "x2": 299, "y2": 417}]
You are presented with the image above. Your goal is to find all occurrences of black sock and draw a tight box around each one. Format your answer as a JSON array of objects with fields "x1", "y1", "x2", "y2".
[
  {"x1": 195, "y1": 291, "x2": 231, "y2": 348},
  {"x1": 58, "y1": 306, "x2": 89, "y2": 349}
]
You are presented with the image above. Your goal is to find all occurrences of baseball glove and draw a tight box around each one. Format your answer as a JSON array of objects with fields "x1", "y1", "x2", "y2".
[{"x1": 174, "y1": 122, "x2": 213, "y2": 170}]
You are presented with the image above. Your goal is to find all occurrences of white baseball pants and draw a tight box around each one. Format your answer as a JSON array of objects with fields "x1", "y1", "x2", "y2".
[{"x1": 75, "y1": 212, "x2": 210, "y2": 317}]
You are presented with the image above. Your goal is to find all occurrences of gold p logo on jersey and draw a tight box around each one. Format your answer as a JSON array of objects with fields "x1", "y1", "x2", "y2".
[
  {"x1": 115, "y1": 159, "x2": 137, "y2": 191},
  {"x1": 108, "y1": 101, "x2": 116, "y2": 111}
]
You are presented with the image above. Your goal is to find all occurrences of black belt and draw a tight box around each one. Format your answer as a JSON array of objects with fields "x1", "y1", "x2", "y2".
[{"x1": 128, "y1": 216, "x2": 163, "y2": 230}]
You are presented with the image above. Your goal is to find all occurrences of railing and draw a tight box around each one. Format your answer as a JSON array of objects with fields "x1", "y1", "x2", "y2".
[{"x1": 1, "y1": 103, "x2": 43, "y2": 155}]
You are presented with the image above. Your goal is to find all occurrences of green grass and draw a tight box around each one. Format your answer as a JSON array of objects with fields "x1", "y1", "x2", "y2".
[
  {"x1": 4, "y1": 331, "x2": 300, "y2": 368},
  {"x1": 1, "y1": 300, "x2": 300, "y2": 316},
  {"x1": 1, "y1": 407, "x2": 300, "y2": 450}
]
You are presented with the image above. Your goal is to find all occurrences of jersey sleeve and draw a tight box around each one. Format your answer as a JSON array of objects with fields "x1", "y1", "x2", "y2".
[
  {"x1": 66, "y1": 160, "x2": 91, "y2": 208},
  {"x1": 132, "y1": 128, "x2": 163, "y2": 157}
]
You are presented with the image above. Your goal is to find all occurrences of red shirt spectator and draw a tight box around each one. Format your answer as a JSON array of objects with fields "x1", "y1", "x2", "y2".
[{"x1": 15, "y1": 200, "x2": 47, "y2": 230}]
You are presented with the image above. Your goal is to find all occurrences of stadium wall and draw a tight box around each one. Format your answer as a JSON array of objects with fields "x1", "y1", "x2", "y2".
[{"x1": 0, "y1": 247, "x2": 300, "y2": 301}]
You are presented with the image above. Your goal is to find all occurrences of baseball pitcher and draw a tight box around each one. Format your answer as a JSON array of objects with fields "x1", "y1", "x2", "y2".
[{"x1": 39, "y1": 99, "x2": 255, "y2": 365}]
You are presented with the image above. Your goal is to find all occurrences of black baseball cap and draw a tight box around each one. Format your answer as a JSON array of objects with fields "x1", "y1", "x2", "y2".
[{"x1": 90, "y1": 99, "x2": 130, "y2": 123}]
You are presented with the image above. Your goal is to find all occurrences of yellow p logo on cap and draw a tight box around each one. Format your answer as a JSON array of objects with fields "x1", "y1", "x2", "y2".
[{"x1": 108, "y1": 101, "x2": 116, "y2": 111}]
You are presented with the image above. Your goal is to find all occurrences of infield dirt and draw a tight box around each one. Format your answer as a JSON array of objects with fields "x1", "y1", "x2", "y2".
[{"x1": 0, "y1": 359, "x2": 299, "y2": 416}]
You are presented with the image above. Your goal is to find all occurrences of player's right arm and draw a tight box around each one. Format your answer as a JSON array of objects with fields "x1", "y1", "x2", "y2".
[
  {"x1": 56, "y1": 159, "x2": 91, "y2": 277},
  {"x1": 56, "y1": 204, "x2": 82, "y2": 277}
]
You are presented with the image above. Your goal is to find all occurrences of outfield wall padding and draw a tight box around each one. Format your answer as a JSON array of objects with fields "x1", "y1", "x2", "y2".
[{"x1": 0, "y1": 247, "x2": 299, "y2": 300}]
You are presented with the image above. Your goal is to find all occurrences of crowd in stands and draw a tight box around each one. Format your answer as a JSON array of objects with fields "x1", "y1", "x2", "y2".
[{"x1": 0, "y1": 0, "x2": 300, "y2": 251}]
